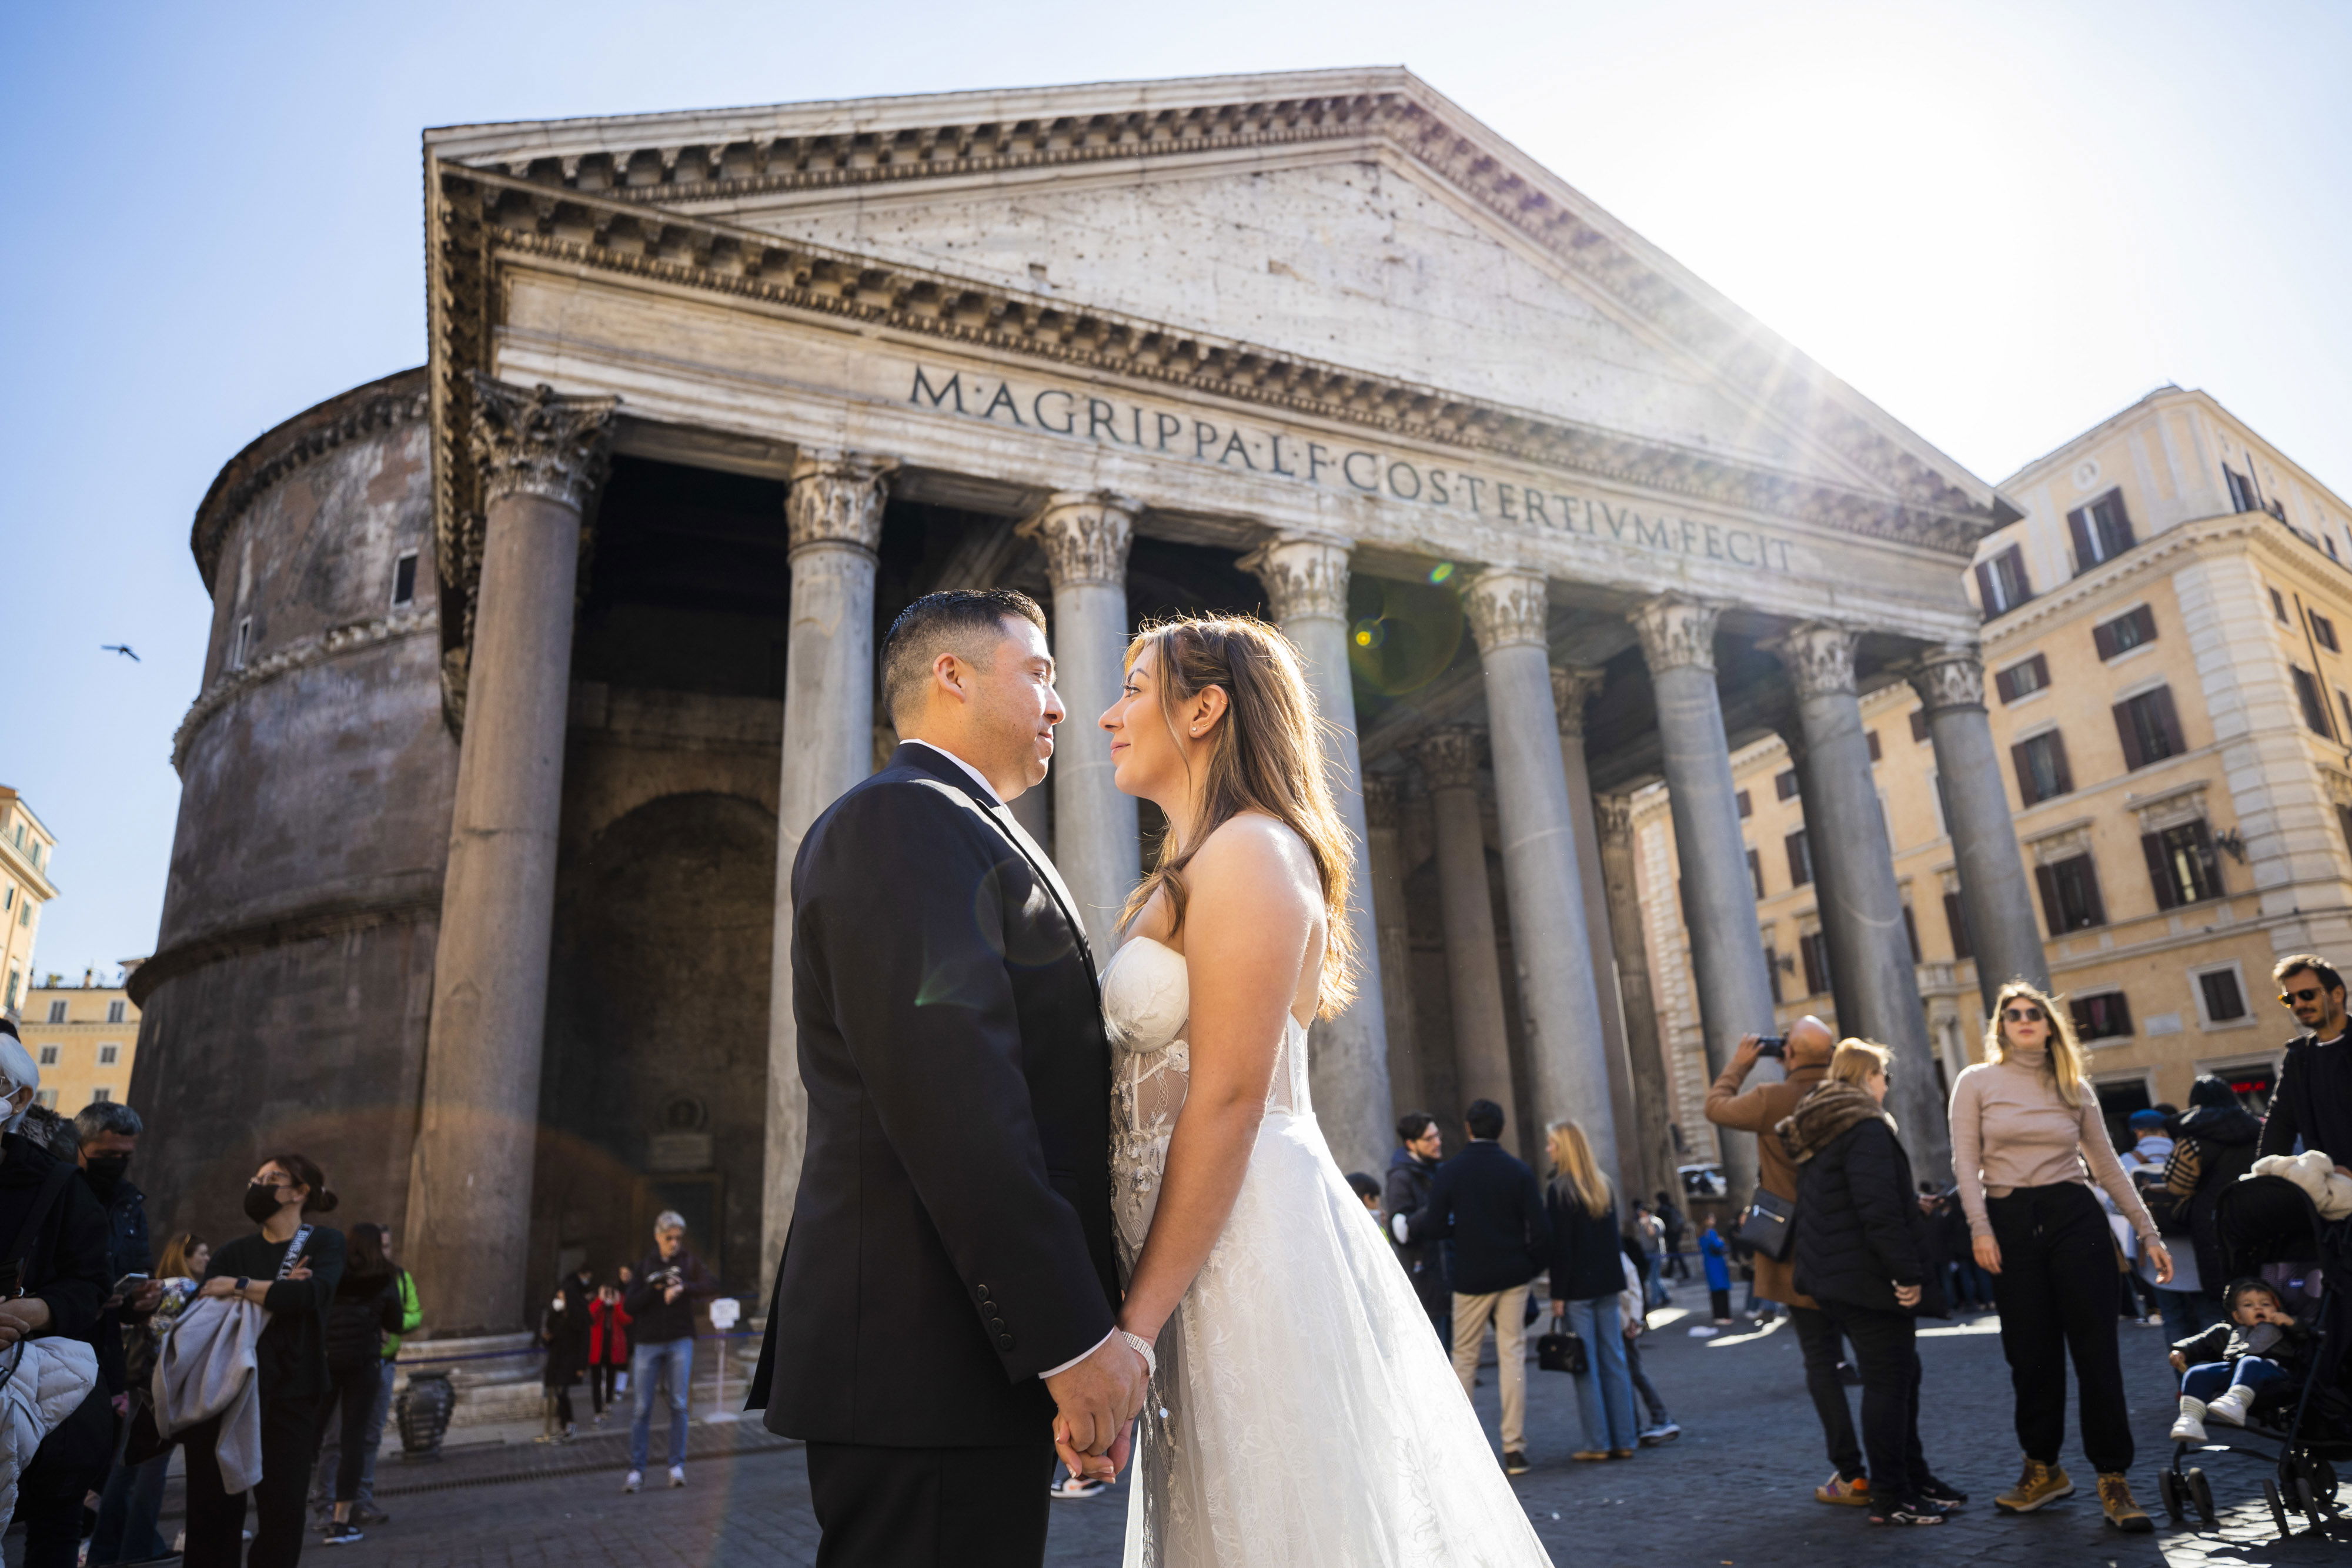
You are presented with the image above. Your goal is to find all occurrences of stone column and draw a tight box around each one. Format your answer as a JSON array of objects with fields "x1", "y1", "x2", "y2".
[
  {"x1": 1411, "y1": 726, "x2": 1518, "y2": 1139},
  {"x1": 1552, "y1": 666, "x2": 1644, "y2": 1202},
  {"x1": 760, "y1": 450, "x2": 894, "y2": 1285},
  {"x1": 1362, "y1": 775, "x2": 1422, "y2": 1117},
  {"x1": 1240, "y1": 533, "x2": 1393, "y2": 1176},
  {"x1": 1771, "y1": 622, "x2": 1950, "y2": 1178},
  {"x1": 1018, "y1": 493, "x2": 1140, "y2": 948},
  {"x1": 1464, "y1": 568, "x2": 1619, "y2": 1178},
  {"x1": 1912, "y1": 644, "x2": 2050, "y2": 1007},
  {"x1": 1597, "y1": 795, "x2": 1677, "y2": 1203},
  {"x1": 1631, "y1": 592, "x2": 1772, "y2": 1201},
  {"x1": 407, "y1": 378, "x2": 616, "y2": 1335}
]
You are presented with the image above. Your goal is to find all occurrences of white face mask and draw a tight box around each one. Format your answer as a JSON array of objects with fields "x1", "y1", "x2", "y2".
[
  {"x1": 552, "y1": 1296, "x2": 566, "y2": 1312},
  {"x1": 1, "y1": 1086, "x2": 31, "y2": 1134}
]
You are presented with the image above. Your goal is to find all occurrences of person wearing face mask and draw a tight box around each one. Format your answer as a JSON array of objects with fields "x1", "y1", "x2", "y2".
[
  {"x1": 185, "y1": 1154, "x2": 345, "y2": 1568},
  {"x1": 1951, "y1": 983, "x2": 2169, "y2": 1533},
  {"x1": 71, "y1": 1104, "x2": 153, "y2": 1564},
  {"x1": 0, "y1": 1034, "x2": 115, "y2": 1568}
]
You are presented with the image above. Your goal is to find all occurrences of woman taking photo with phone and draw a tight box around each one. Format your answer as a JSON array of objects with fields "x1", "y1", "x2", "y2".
[{"x1": 1951, "y1": 983, "x2": 2169, "y2": 1534}]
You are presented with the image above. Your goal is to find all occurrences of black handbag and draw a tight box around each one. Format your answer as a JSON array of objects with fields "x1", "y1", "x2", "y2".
[
  {"x1": 1536, "y1": 1330, "x2": 1588, "y2": 1376},
  {"x1": 1735, "y1": 1186, "x2": 1796, "y2": 1261}
]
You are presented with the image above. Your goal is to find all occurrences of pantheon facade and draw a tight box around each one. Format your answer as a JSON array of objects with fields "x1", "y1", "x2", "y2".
[{"x1": 132, "y1": 68, "x2": 2048, "y2": 1336}]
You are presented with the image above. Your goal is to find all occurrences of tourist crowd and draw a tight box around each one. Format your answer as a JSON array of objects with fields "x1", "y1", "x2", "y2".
[{"x1": 1364, "y1": 950, "x2": 2352, "y2": 1536}]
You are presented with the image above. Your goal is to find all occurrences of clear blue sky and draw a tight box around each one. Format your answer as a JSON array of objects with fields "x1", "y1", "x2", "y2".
[{"x1": 3, "y1": 0, "x2": 2346, "y2": 979}]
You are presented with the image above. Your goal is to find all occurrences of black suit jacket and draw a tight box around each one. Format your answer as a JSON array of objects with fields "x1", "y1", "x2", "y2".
[
  {"x1": 748, "y1": 743, "x2": 1120, "y2": 1446},
  {"x1": 1404, "y1": 1140, "x2": 1552, "y2": 1296}
]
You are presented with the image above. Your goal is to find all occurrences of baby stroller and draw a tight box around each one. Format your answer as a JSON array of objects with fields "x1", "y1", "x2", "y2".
[{"x1": 2159, "y1": 1174, "x2": 2352, "y2": 1542}]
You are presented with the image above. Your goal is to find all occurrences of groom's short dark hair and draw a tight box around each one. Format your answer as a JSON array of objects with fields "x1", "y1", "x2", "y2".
[
  {"x1": 881, "y1": 589, "x2": 1049, "y2": 723},
  {"x1": 1465, "y1": 1099, "x2": 1505, "y2": 1140}
]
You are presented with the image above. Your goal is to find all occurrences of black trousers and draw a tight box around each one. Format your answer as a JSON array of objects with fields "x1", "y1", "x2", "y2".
[
  {"x1": 1839, "y1": 1306, "x2": 1927, "y2": 1503},
  {"x1": 806, "y1": 1441, "x2": 1055, "y2": 1568},
  {"x1": 325, "y1": 1360, "x2": 382, "y2": 1502},
  {"x1": 184, "y1": 1392, "x2": 328, "y2": 1568},
  {"x1": 14, "y1": 1388, "x2": 116, "y2": 1568},
  {"x1": 1987, "y1": 1182, "x2": 2134, "y2": 1474},
  {"x1": 1788, "y1": 1305, "x2": 1862, "y2": 1479}
]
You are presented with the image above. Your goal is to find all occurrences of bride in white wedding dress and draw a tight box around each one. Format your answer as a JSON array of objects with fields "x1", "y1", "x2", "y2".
[{"x1": 1091, "y1": 616, "x2": 1553, "y2": 1568}]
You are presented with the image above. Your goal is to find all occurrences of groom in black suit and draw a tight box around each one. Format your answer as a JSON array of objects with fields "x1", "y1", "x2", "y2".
[{"x1": 748, "y1": 589, "x2": 1148, "y2": 1567}]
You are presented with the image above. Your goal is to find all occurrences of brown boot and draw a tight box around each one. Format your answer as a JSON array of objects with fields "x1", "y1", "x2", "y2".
[
  {"x1": 2097, "y1": 1473, "x2": 2153, "y2": 1533},
  {"x1": 1994, "y1": 1455, "x2": 2073, "y2": 1513}
]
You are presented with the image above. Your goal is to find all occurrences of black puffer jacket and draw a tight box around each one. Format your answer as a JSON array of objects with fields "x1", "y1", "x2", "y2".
[
  {"x1": 323, "y1": 1268, "x2": 404, "y2": 1374},
  {"x1": 1781, "y1": 1084, "x2": 1946, "y2": 1317},
  {"x1": 2154, "y1": 1101, "x2": 2262, "y2": 1289}
]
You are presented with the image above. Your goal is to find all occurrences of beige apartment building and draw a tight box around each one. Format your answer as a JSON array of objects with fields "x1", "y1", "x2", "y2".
[
  {"x1": 1639, "y1": 386, "x2": 2352, "y2": 1161},
  {"x1": 0, "y1": 789, "x2": 58, "y2": 1024},
  {"x1": 19, "y1": 971, "x2": 142, "y2": 1113}
]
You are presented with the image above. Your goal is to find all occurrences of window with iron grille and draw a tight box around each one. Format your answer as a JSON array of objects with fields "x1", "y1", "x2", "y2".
[
  {"x1": 2143, "y1": 820, "x2": 2220, "y2": 909},
  {"x1": 2069, "y1": 991, "x2": 2133, "y2": 1041},
  {"x1": 97, "y1": 1045, "x2": 119, "y2": 1066},
  {"x1": 2113, "y1": 687, "x2": 2186, "y2": 769},
  {"x1": 2011, "y1": 731, "x2": 2073, "y2": 806},
  {"x1": 2035, "y1": 852, "x2": 2106, "y2": 932}
]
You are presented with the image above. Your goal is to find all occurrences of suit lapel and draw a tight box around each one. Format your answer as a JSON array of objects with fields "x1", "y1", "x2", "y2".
[{"x1": 890, "y1": 744, "x2": 1100, "y2": 985}]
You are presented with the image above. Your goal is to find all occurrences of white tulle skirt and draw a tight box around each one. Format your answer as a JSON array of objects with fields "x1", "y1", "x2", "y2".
[{"x1": 1123, "y1": 1108, "x2": 1555, "y2": 1567}]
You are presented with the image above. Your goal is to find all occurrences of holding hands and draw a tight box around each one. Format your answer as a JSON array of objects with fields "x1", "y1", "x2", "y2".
[{"x1": 1045, "y1": 1331, "x2": 1152, "y2": 1483}]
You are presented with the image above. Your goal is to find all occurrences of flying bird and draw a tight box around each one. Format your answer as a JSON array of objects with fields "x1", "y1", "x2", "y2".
[{"x1": 102, "y1": 645, "x2": 139, "y2": 661}]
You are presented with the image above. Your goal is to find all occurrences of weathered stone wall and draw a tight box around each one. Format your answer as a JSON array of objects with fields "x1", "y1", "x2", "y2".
[{"x1": 132, "y1": 369, "x2": 456, "y2": 1246}]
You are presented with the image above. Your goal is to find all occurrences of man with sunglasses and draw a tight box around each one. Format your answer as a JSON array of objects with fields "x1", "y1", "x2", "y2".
[{"x1": 2260, "y1": 955, "x2": 2352, "y2": 1173}]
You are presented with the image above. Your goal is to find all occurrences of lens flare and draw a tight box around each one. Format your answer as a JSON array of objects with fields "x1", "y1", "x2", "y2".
[
  {"x1": 1352, "y1": 620, "x2": 1388, "y2": 650},
  {"x1": 1347, "y1": 577, "x2": 1467, "y2": 699},
  {"x1": 1426, "y1": 563, "x2": 1455, "y2": 585}
]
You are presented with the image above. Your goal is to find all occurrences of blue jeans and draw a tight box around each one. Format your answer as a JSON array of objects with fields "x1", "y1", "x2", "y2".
[
  {"x1": 87, "y1": 1450, "x2": 172, "y2": 1565},
  {"x1": 2181, "y1": 1356, "x2": 2286, "y2": 1402},
  {"x1": 2155, "y1": 1289, "x2": 2220, "y2": 1343},
  {"x1": 1561, "y1": 1296, "x2": 1639, "y2": 1452},
  {"x1": 630, "y1": 1338, "x2": 694, "y2": 1469}
]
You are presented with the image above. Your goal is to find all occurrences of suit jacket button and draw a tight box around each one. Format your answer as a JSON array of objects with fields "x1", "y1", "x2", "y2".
[
  {"x1": 984, "y1": 1303, "x2": 1003, "y2": 1320},
  {"x1": 976, "y1": 1284, "x2": 992, "y2": 1301},
  {"x1": 997, "y1": 1332, "x2": 1015, "y2": 1351}
]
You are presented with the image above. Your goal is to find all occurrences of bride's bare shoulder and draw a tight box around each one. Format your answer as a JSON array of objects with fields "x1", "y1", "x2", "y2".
[{"x1": 1188, "y1": 814, "x2": 1316, "y2": 902}]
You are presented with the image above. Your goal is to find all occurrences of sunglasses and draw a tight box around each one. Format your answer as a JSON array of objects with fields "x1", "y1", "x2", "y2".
[
  {"x1": 2281, "y1": 987, "x2": 2326, "y2": 1005},
  {"x1": 2002, "y1": 1006, "x2": 2046, "y2": 1023}
]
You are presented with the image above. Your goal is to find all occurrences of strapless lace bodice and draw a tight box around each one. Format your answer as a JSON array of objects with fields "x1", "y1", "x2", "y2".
[{"x1": 1102, "y1": 938, "x2": 1311, "y2": 1262}]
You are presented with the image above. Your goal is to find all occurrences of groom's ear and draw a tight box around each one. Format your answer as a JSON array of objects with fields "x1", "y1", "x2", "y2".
[{"x1": 931, "y1": 650, "x2": 971, "y2": 705}]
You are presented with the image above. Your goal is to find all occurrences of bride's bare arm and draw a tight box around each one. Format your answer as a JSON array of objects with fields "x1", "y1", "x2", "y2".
[{"x1": 1116, "y1": 818, "x2": 1319, "y2": 1345}]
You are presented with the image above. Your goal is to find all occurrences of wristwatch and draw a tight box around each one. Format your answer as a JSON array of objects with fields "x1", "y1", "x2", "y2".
[{"x1": 235, "y1": 1277, "x2": 250, "y2": 1294}]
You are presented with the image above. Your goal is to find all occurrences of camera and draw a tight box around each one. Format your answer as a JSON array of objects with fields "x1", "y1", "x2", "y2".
[{"x1": 1754, "y1": 1036, "x2": 1787, "y2": 1059}]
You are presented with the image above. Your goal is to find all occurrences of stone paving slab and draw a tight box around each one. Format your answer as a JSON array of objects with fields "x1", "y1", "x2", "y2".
[{"x1": 245, "y1": 1280, "x2": 2346, "y2": 1566}]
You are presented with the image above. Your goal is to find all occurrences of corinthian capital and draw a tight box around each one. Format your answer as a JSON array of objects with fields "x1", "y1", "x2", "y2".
[
  {"x1": 1238, "y1": 533, "x2": 1352, "y2": 623},
  {"x1": 787, "y1": 450, "x2": 897, "y2": 557},
  {"x1": 1595, "y1": 793, "x2": 1634, "y2": 844},
  {"x1": 1362, "y1": 771, "x2": 1402, "y2": 831},
  {"x1": 1629, "y1": 592, "x2": 1724, "y2": 676},
  {"x1": 1018, "y1": 491, "x2": 1138, "y2": 589},
  {"x1": 1909, "y1": 642, "x2": 1987, "y2": 714},
  {"x1": 1410, "y1": 725, "x2": 1485, "y2": 793},
  {"x1": 1765, "y1": 620, "x2": 1860, "y2": 700},
  {"x1": 1550, "y1": 665, "x2": 1607, "y2": 740},
  {"x1": 469, "y1": 375, "x2": 619, "y2": 511},
  {"x1": 1464, "y1": 567, "x2": 1551, "y2": 653}
]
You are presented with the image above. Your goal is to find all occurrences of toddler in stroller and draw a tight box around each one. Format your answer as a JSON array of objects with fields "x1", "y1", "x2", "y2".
[{"x1": 2170, "y1": 1279, "x2": 2316, "y2": 1442}]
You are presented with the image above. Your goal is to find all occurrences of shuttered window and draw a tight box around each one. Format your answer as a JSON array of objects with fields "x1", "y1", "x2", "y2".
[
  {"x1": 1736, "y1": 789, "x2": 1752, "y2": 819},
  {"x1": 2292, "y1": 667, "x2": 2332, "y2": 736},
  {"x1": 2314, "y1": 612, "x2": 2341, "y2": 653},
  {"x1": 2143, "y1": 820, "x2": 2220, "y2": 909},
  {"x1": 1975, "y1": 546, "x2": 2032, "y2": 618},
  {"x1": 1942, "y1": 891, "x2": 1973, "y2": 961},
  {"x1": 2012, "y1": 731, "x2": 2073, "y2": 806},
  {"x1": 1902, "y1": 905, "x2": 1920, "y2": 963},
  {"x1": 1866, "y1": 730, "x2": 1882, "y2": 763},
  {"x1": 2200, "y1": 969, "x2": 2247, "y2": 1023},
  {"x1": 1909, "y1": 708, "x2": 1930, "y2": 743},
  {"x1": 1994, "y1": 654, "x2": 2050, "y2": 703},
  {"x1": 2092, "y1": 604, "x2": 2157, "y2": 659},
  {"x1": 2113, "y1": 686, "x2": 2186, "y2": 769},
  {"x1": 2067, "y1": 489, "x2": 2136, "y2": 571},
  {"x1": 1748, "y1": 850, "x2": 1765, "y2": 900},
  {"x1": 2034, "y1": 852, "x2": 2106, "y2": 932},
  {"x1": 1774, "y1": 769, "x2": 1799, "y2": 801},
  {"x1": 1799, "y1": 931, "x2": 1833, "y2": 997},
  {"x1": 2070, "y1": 991, "x2": 2133, "y2": 1041},
  {"x1": 1785, "y1": 831, "x2": 1813, "y2": 888},
  {"x1": 1765, "y1": 946, "x2": 1785, "y2": 1006}
]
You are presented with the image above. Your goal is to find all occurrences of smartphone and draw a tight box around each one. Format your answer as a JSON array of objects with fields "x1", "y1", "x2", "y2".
[
  {"x1": 110, "y1": 1272, "x2": 149, "y2": 1297},
  {"x1": 1754, "y1": 1037, "x2": 1787, "y2": 1059}
]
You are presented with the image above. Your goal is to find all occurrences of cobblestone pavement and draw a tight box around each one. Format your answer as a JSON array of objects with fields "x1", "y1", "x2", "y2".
[{"x1": 258, "y1": 1279, "x2": 2344, "y2": 1566}]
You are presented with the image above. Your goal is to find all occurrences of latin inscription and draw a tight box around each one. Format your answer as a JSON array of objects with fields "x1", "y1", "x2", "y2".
[{"x1": 910, "y1": 365, "x2": 1795, "y2": 571}]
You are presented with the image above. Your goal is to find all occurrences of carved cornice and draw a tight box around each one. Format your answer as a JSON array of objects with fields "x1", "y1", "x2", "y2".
[
  {"x1": 130, "y1": 885, "x2": 443, "y2": 1008},
  {"x1": 470, "y1": 375, "x2": 620, "y2": 510},
  {"x1": 429, "y1": 166, "x2": 1997, "y2": 569},
  {"x1": 1766, "y1": 621, "x2": 1859, "y2": 700},
  {"x1": 1362, "y1": 771, "x2": 1402, "y2": 831},
  {"x1": 1411, "y1": 724, "x2": 1485, "y2": 792},
  {"x1": 1464, "y1": 567, "x2": 1550, "y2": 653},
  {"x1": 1629, "y1": 593, "x2": 1723, "y2": 676},
  {"x1": 445, "y1": 79, "x2": 1993, "y2": 527},
  {"x1": 191, "y1": 375, "x2": 430, "y2": 590},
  {"x1": 787, "y1": 449, "x2": 897, "y2": 556},
  {"x1": 1238, "y1": 533, "x2": 1352, "y2": 623},
  {"x1": 1908, "y1": 643, "x2": 1986, "y2": 715},
  {"x1": 172, "y1": 607, "x2": 439, "y2": 774},
  {"x1": 1550, "y1": 665, "x2": 1607, "y2": 740},
  {"x1": 1017, "y1": 491, "x2": 1138, "y2": 589}
]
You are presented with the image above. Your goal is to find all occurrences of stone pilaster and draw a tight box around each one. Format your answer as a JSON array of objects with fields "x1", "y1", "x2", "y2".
[
  {"x1": 1239, "y1": 533, "x2": 1392, "y2": 1176},
  {"x1": 1597, "y1": 794, "x2": 1677, "y2": 1205},
  {"x1": 1552, "y1": 664, "x2": 1646, "y2": 1203},
  {"x1": 1411, "y1": 726, "x2": 1520, "y2": 1142},
  {"x1": 1770, "y1": 620, "x2": 1949, "y2": 1179},
  {"x1": 1362, "y1": 774, "x2": 1422, "y2": 1118},
  {"x1": 1018, "y1": 492, "x2": 1140, "y2": 950},
  {"x1": 1631, "y1": 591, "x2": 1770, "y2": 1201},
  {"x1": 408, "y1": 377, "x2": 616, "y2": 1335},
  {"x1": 761, "y1": 448, "x2": 896, "y2": 1285},
  {"x1": 1910, "y1": 643, "x2": 2050, "y2": 1007}
]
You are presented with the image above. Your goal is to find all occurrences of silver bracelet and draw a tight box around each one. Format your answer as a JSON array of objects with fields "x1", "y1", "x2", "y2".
[{"x1": 1118, "y1": 1329, "x2": 1156, "y2": 1378}]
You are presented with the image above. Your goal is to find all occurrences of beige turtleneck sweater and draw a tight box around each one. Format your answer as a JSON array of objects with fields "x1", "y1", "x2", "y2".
[{"x1": 1949, "y1": 1048, "x2": 2157, "y2": 1242}]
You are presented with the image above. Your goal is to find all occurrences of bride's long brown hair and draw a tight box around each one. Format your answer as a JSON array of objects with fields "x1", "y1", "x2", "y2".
[{"x1": 1114, "y1": 614, "x2": 1358, "y2": 1017}]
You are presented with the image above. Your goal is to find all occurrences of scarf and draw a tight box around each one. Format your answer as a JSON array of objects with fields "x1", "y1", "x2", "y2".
[{"x1": 1776, "y1": 1081, "x2": 1897, "y2": 1165}]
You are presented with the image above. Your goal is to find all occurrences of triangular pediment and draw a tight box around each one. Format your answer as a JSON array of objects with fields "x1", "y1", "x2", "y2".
[{"x1": 427, "y1": 68, "x2": 2013, "y2": 529}]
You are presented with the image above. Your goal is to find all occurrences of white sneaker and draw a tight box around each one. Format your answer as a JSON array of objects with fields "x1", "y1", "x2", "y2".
[
  {"x1": 2206, "y1": 1386, "x2": 2254, "y2": 1427},
  {"x1": 669, "y1": 1465, "x2": 686, "y2": 1489},
  {"x1": 623, "y1": 1470, "x2": 642, "y2": 1493},
  {"x1": 2169, "y1": 1397, "x2": 2207, "y2": 1444}
]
